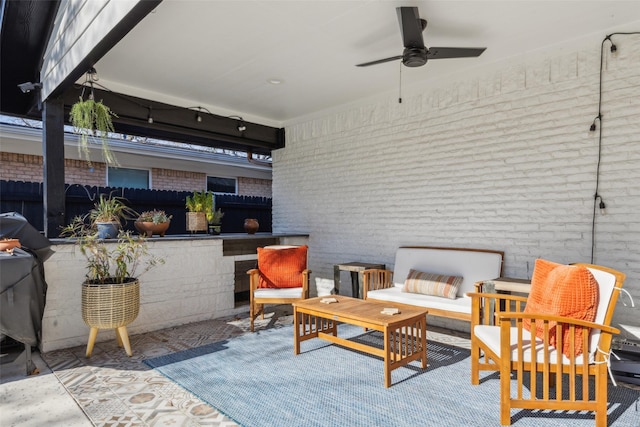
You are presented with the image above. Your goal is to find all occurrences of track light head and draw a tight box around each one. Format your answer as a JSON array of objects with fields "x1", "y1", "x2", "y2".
[
  {"x1": 610, "y1": 43, "x2": 617, "y2": 54},
  {"x1": 589, "y1": 122, "x2": 597, "y2": 132},
  {"x1": 147, "y1": 107, "x2": 154, "y2": 124},
  {"x1": 196, "y1": 112, "x2": 202, "y2": 123},
  {"x1": 237, "y1": 122, "x2": 247, "y2": 132}
]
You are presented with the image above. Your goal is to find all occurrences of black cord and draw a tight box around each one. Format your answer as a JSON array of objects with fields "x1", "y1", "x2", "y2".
[{"x1": 590, "y1": 32, "x2": 640, "y2": 264}]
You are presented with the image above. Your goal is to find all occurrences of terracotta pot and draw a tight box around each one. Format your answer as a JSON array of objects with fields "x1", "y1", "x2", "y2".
[
  {"x1": 244, "y1": 218, "x2": 259, "y2": 234},
  {"x1": 134, "y1": 220, "x2": 170, "y2": 237}
]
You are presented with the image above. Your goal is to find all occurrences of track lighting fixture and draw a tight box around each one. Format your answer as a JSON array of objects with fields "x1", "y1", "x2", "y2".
[
  {"x1": 196, "y1": 112, "x2": 202, "y2": 123},
  {"x1": 147, "y1": 107, "x2": 153, "y2": 124}
]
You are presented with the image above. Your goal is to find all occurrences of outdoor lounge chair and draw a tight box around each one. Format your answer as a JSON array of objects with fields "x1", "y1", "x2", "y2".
[
  {"x1": 468, "y1": 261, "x2": 626, "y2": 426},
  {"x1": 248, "y1": 245, "x2": 310, "y2": 332}
]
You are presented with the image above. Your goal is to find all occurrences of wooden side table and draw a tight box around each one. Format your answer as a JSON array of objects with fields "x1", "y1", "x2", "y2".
[{"x1": 333, "y1": 262, "x2": 385, "y2": 298}]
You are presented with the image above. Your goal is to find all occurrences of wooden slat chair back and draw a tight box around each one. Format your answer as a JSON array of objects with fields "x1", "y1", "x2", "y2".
[
  {"x1": 468, "y1": 263, "x2": 626, "y2": 426},
  {"x1": 248, "y1": 245, "x2": 310, "y2": 332}
]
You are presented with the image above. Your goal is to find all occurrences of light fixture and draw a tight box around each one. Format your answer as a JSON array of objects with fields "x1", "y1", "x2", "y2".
[
  {"x1": 147, "y1": 107, "x2": 154, "y2": 124},
  {"x1": 196, "y1": 112, "x2": 202, "y2": 123},
  {"x1": 267, "y1": 78, "x2": 283, "y2": 85},
  {"x1": 228, "y1": 115, "x2": 246, "y2": 133},
  {"x1": 589, "y1": 115, "x2": 600, "y2": 132},
  {"x1": 17, "y1": 82, "x2": 42, "y2": 93}
]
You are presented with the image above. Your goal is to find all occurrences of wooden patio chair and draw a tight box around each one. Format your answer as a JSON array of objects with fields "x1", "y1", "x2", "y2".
[
  {"x1": 468, "y1": 261, "x2": 626, "y2": 426},
  {"x1": 248, "y1": 245, "x2": 310, "y2": 332}
]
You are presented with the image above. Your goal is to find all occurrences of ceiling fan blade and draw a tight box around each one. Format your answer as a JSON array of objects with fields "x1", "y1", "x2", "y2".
[
  {"x1": 426, "y1": 47, "x2": 486, "y2": 59},
  {"x1": 356, "y1": 55, "x2": 403, "y2": 67},
  {"x1": 396, "y1": 7, "x2": 425, "y2": 49}
]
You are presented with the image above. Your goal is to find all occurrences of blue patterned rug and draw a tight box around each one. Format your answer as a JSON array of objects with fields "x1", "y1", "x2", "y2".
[{"x1": 145, "y1": 324, "x2": 639, "y2": 427}]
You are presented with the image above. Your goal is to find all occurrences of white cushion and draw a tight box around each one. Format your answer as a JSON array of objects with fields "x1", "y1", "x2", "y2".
[
  {"x1": 368, "y1": 287, "x2": 471, "y2": 315},
  {"x1": 254, "y1": 287, "x2": 303, "y2": 299},
  {"x1": 585, "y1": 267, "x2": 616, "y2": 356},
  {"x1": 392, "y1": 247, "x2": 503, "y2": 297},
  {"x1": 474, "y1": 324, "x2": 587, "y2": 365}
]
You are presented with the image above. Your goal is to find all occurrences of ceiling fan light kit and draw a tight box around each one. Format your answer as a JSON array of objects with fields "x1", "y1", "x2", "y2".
[{"x1": 356, "y1": 6, "x2": 486, "y2": 68}]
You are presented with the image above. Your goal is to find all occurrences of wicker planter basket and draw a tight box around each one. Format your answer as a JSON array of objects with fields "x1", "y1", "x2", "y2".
[
  {"x1": 82, "y1": 279, "x2": 140, "y2": 329},
  {"x1": 186, "y1": 212, "x2": 207, "y2": 232}
]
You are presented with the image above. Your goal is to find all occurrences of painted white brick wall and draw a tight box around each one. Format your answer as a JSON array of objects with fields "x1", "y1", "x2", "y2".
[
  {"x1": 274, "y1": 36, "x2": 640, "y2": 339},
  {"x1": 41, "y1": 239, "x2": 238, "y2": 352}
]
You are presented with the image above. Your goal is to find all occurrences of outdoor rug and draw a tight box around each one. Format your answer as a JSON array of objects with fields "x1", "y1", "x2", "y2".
[{"x1": 145, "y1": 324, "x2": 640, "y2": 427}]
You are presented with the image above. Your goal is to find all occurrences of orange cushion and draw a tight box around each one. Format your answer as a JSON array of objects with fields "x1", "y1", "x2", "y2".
[
  {"x1": 257, "y1": 245, "x2": 308, "y2": 288},
  {"x1": 523, "y1": 259, "x2": 599, "y2": 357}
]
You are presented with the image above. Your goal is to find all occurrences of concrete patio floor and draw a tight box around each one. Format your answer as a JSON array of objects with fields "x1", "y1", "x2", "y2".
[{"x1": 1, "y1": 306, "x2": 637, "y2": 426}]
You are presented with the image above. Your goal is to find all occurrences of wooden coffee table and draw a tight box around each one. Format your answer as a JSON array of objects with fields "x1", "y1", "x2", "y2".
[{"x1": 293, "y1": 295, "x2": 427, "y2": 387}]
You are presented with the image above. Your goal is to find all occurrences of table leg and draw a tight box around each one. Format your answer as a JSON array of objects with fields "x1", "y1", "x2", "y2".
[
  {"x1": 333, "y1": 265, "x2": 341, "y2": 295},
  {"x1": 293, "y1": 306, "x2": 300, "y2": 355},
  {"x1": 383, "y1": 327, "x2": 391, "y2": 388}
]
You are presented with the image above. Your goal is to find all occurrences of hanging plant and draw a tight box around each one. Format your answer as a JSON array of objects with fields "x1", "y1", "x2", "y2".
[{"x1": 69, "y1": 69, "x2": 119, "y2": 166}]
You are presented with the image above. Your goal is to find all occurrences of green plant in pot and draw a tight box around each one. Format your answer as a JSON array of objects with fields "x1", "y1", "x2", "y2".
[
  {"x1": 135, "y1": 210, "x2": 172, "y2": 237},
  {"x1": 185, "y1": 190, "x2": 212, "y2": 233},
  {"x1": 61, "y1": 216, "x2": 164, "y2": 358},
  {"x1": 89, "y1": 193, "x2": 138, "y2": 239},
  {"x1": 69, "y1": 69, "x2": 119, "y2": 166},
  {"x1": 206, "y1": 197, "x2": 224, "y2": 235}
]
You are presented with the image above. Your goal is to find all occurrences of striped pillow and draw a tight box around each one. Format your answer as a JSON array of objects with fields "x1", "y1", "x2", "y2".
[{"x1": 402, "y1": 269, "x2": 463, "y2": 299}]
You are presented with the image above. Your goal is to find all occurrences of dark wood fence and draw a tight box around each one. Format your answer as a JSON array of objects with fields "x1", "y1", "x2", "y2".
[{"x1": 0, "y1": 180, "x2": 271, "y2": 236}]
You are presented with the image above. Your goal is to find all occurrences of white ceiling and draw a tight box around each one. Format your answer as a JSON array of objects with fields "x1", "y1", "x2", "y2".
[{"x1": 94, "y1": 1, "x2": 640, "y2": 127}]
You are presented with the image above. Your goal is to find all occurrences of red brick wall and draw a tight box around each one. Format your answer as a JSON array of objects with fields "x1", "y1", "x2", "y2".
[
  {"x1": 238, "y1": 177, "x2": 272, "y2": 198},
  {"x1": 0, "y1": 152, "x2": 272, "y2": 197},
  {"x1": 152, "y1": 168, "x2": 205, "y2": 191}
]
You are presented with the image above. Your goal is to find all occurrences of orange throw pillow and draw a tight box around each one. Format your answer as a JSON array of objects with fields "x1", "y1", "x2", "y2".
[
  {"x1": 523, "y1": 259, "x2": 599, "y2": 357},
  {"x1": 257, "y1": 246, "x2": 308, "y2": 288}
]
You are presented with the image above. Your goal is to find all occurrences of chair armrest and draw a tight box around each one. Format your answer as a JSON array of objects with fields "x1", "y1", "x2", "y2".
[
  {"x1": 302, "y1": 269, "x2": 311, "y2": 298},
  {"x1": 497, "y1": 312, "x2": 620, "y2": 335},
  {"x1": 362, "y1": 269, "x2": 393, "y2": 299},
  {"x1": 247, "y1": 268, "x2": 259, "y2": 292}
]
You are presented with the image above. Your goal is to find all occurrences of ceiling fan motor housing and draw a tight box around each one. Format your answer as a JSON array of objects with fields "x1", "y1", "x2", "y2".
[{"x1": 402, "y1": 47, "x2": 428, "y2": 67}]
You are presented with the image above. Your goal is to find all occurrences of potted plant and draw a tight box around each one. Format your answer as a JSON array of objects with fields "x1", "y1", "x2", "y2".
[
  {"x1": 69, "y1": 68, "x2": 119, "y2": 166},
  {"x1": 61, "y1": 216, "x2": 164, "y2": 358},
  {"x1": 89, "y1": 193, "x2": 137, "y2": 239},
  {"x1": 207, "y1": 197, "x2": 224, "y2": 235},
  {"x1": 185, "y1": 190, "x2": 211, "y2": 233},
  {"x1": 134, "y1": 209, "x2": 172, "y2": 237}
]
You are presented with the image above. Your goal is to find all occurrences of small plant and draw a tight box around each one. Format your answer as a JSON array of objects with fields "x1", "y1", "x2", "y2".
[
  {"x1": 207, "y1": 197, "x2": 224, "y2": 225},
  {"x1": 62, "y1": 216, "x2": 164, "y2": 284},
  {"x1": 89, "y1": 194, "x2": 137, "y2": 226},
  {"x1": 185, "y1": 190, "x2": 212, "y2": 213},
  {"x1": 137, "y1": 210, "x2": 172, "y2": 224}
]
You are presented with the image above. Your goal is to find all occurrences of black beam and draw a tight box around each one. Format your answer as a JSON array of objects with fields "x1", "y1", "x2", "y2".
[
  {"x1": 42, "y1": 97, "x2": 65, "y2": 237},
  {"x1": 60, "y1": 87, "x2": 284, "y2": 155},
  {"x1": 0, "y1": 0, "x2": 60, "y2": 116}
]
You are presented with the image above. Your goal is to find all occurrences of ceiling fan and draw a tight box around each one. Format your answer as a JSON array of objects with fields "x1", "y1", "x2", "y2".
[{"x1": 356, "y1": 7, "x2": 486, "y2": 68}]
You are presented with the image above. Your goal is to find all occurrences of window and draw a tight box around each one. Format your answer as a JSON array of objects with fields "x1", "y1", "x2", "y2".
[
  {"x1": 207, "y1": 176, "x2": 236, "y2": 194},
  {"x1": 107, "y1": 167, "x2": 149, "y2": 189}
]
